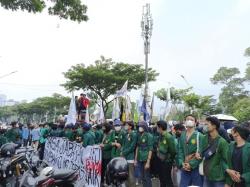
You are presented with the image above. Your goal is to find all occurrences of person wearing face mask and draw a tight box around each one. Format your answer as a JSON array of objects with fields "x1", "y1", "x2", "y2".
[
  {"x1": 173, "y1": 123, "x2": 185, "y2": 187},
  {"x1": 100, "y1": 122, "x2": 113, "y2": 185},
  {"x1": 120, "y1": 121, "x2": 137, "y2": 187},
  {"x1": 177, "y1": 114, "x2": 204, "y2": 187},
  {"x1": 111, "y1": 119, "x2": 125, "y2": 158},
  {"x1": 225, "y1": 126, "x2": 250, "y2": 187},
  {"x1": 156, "y1": 120, "x2": 176, "y2": 187},
  {"x1": 199, "y1": 116, "x2": 229, "y2": 187},
  {"x1": 134, "y1": 121, "x2": 153, "y2": 187}
]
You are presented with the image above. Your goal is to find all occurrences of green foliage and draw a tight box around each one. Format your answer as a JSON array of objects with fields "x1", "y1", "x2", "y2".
[
  {"x1": 245, "y1": 62, "x2": 250, "y2": 81},
  {"x1": 0, "y1": 0, "x2": 88, "y2": 22},
  {"x1": 210, "y1": 66, "x2": 248, "y2": 113},
  {"x1": 62, "y1": 56, "x2": 159, "y2": 115},
  {"x1": 0, "y1": 93, "x2": 70, "y2": 123},
  {"x1": 233, "y1": 97, "x2": 250, "y2": 122},
  {"x1": 210, "y1": 67, "x2": 241, "y2": 85},
  {"x1": 244, "y1": 47, "x2": 250, "y2": 57},
  {"x1": 155, "y1": 87, "x2": 192, "y2": 104},
  {"x1": 155, "y1": 86, "x2": 215, "y2": 120}
]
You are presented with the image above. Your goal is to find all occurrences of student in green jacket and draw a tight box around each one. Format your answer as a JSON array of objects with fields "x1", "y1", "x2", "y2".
[
  {"x1": 82, "y1": 123, "x2": 95, "y2": 147},
  {"x1": 99, "y1": 122, "x2": 113, "y2": 185},
  {"x1": 0, "y1": 128, "x2": 7, "y2": 147},
  {"x1": 225, "y1": 126, "x2": 250, "y2": 187},
  {"x1": 64, "y1": 125, "x2": 75, "y2": 141},
  {"x1": 75, "y1": 123, "x2": 83, "y2": 143},
  {"x1": 93, "y1": 124, "x2": 104, "y2": 144},
  {"x1": 135, "y1": 121, "x2": 153, "y2": 187},
  {"x1": 111, "y1": 119, "x2": 125, "y2": 158},
  {"x1": 156, "y1": 120, "x2": 177, "y2": 187},
  {"x1": 121, "y1": 121, "x2": 137, "y2": 187},
  {"x1": 200, "y1": 116, "x2": 229, "y2": 187},
  {"x1": 39, "y1": 124, "x2": 50, "y2": 160},
  {"x1": 178, "y1": 114, "x2": 204, "y2": 187},
  {"x1": 5, "y1": 121, "x2": 20, "y2": 143}
]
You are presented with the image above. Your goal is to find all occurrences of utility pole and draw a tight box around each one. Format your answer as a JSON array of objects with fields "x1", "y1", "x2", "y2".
[{"x1": 141, "y1": 3, "x2": 153, "y2": 107}]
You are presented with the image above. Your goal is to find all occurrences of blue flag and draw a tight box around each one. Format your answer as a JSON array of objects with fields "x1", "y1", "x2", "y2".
[{"x1": 140, "y1": 98, "x2": 149, "y2": 122}]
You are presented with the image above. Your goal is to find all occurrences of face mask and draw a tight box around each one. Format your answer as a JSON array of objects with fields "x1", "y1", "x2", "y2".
[
  {"x1": 115, "y1": 126, "x2": 121, "y2": 131},
  {"x1": 185, "y1": 120, "x2": 195, "y2": 128},
  {"x1": 139, "y1": 127, "x2": 144, "y2": 133},
  {"x1": 124, "y1": 125, "x2": 129, "y2": 130}
]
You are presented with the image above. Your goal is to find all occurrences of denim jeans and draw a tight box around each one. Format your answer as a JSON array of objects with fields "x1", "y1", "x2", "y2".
[
  {"x1": 137, "y1": 161, "x2": 152, "y2": 187},
  {"x1": 180, "y1": 168, "x2": 203, "y2": 187},
  {"x1": 203, "y1": 177, "x2": 224, "y2": 187}
]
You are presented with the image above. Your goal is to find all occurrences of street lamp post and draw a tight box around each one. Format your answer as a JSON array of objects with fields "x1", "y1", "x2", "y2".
[
  {"x1": 0, "y1": 71, "x2": 18, "y2": 79},
  {"x1": 141, "y1": 3, "x2": 153, "y2": 104}
]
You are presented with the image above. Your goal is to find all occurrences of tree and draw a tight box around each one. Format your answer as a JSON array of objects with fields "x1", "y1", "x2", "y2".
[
  {"x1": 244, "y1": 47, "x2": 250, "y2": 57},
  {"x1": 63, "y1": 56, "x2": 159, "y2": 116},
  {"x1": 0, "y1": 93, "x2": 70, "y2": 123},
  {"x1": 233, "y1": 97, "x2": 250, "y2": 123},
  {"x1": 155, "y1": 87, "x2": 192, "y2": 104},
  {"x1": 155, "y1": 87, "x2": 215, "y2": 119},
  {"x1": 210, "y1": 67, "x2": 248, "y2": 113},
  {"x1": 0, "y1": 0, "x2": 88, "y2": 22}
]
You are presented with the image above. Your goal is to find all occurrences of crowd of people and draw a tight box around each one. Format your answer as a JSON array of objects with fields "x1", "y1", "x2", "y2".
[{"x1": 0, "y1": 114, "x2": 250, "y2": 187}]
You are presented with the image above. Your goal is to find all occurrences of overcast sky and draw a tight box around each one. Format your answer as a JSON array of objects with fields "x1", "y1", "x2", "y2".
[{"x1": 0, "y1": 0, "x2": 250, "y2": 102}]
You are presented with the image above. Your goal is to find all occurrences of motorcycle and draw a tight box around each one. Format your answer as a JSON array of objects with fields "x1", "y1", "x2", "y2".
[
  {"x1": 0, "y1": 144, "x2": 31, "y2": 187},
  {"x1": 19, "y1": 164, "x2": 78, "y2": 187}
]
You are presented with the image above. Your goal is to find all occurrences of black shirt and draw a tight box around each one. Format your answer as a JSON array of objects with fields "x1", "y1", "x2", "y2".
[{"x1": 232, "y1": 145, "x2": 245, "y2": 187}]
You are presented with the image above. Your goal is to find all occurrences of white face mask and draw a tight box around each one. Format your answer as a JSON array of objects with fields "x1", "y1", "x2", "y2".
[
  {"x1": 115, "y1": 126, "x2": 121, "y2": 131},
  {"x1": 124, "y1": 125, "x2": 129, "y2": 130},
  {"x1": 185, "y1": 120, "x2": 195, "y2": 128},
  {"x1": 139, "y1": 127, "x2": 144, "y2": 133}
]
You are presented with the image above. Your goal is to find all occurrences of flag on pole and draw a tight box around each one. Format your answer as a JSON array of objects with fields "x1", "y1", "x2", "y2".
[
  {"x1": 150, "y1": 93, "x2": 155, "y2": 122},
  {"x1": 140, "y1": 98, "x2": 149, "y2": 122},
  {"x1": 112, "y1": 97, "x2": 120, "y2": 120},
  {"x1": 116, "y1": 80, "x2": 128, "y2": 97},
  {"x1": 125, "y1": 95, "x2": 132, "y2": 121},
  {"x1": 97, "y1": 100, "x2": 105, "y2": 124},
  {"x1": 66, "y1": 93, "x2": 77, "y2": 126},
  {"x1": 85, "y1": 107, "x2": 90, "y2": 123},
  {"x1": 167, "y1": 87, "x2": 171, "y2": 101}
]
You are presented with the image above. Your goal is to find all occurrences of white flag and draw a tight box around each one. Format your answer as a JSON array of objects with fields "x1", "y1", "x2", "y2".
[
  {"x1": 112, "y1": 97, "x2": 120, "y2": 120},
  {"x1": 116, "y1": 80, "x2": 128, "y2": 97},
  {"x1": 167, "y1": 87, "x2": 171, "y2": 101},
  {"x1": 66, "y1": 93, "x2": 77, "y2": 125},
  {"x1": 85, "y1": 107, "x2": 90, "y2": 123},
  {"x1": 97, "y1": 100, "x2": 105, "y2": 124},
  {"x1": 125, "y1": 95, "x2": 132, "y2": 121}
]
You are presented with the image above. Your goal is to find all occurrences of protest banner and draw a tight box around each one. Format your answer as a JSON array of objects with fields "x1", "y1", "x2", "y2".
[{"x1": 44, "y1": 137, "x2": 102, "y2": 187}]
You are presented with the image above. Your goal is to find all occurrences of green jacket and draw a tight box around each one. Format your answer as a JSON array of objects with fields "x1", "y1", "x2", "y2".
[
  {"x1": 102, "y1": 131, "x2": 113, "y2": 159},
  {"x1": 94, "y1": 129, "x2": 104, "y2": 144},
  {"x1": 152, "y1": 132, "x2": 160, "y2": 152},
  {"x1": 203, "y1": 134, "x2": 229, "y2": 181},
  {"x1": 111, "y1": 130, "x2": 125, "y2": 158},
  {"x1": 82, "y1": 130, "x2": 95, "y2": 147},
  {"x1": 0, "y1": 134, "x2": 7, "y2": 147},
  {"x1": 57, "y1": 129, "x2": 65, "y2": 137},
  {"x1": 177, "y1": 130, "x2": 204, "y2": 169},
  {"x1": 137, "y1": 132, "x2": 153, "y2": 162},
  {"x1": 157, "y1": 131, "x2": 176, "y2": 163},
  {"x1": 226, "y1": 142, "x2": 250, "y2": 187},
  {"x1": 64, "y1": 129, "x2": 75, "y2": 142},
  {"x1": 5, "y1": 128, "x2": 20, "y2": 143},
  {"x1": 121, "y1": 130, "x2": 137, "y2": 161},
  {"x1": 39, "y1": 128, "x2": 49, "y2": 144}
]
